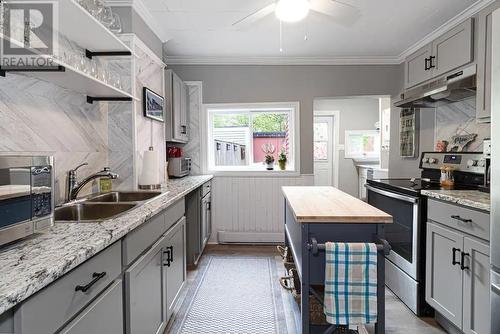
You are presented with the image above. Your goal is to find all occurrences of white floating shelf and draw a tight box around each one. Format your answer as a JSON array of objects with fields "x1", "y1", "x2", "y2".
[
  {"x1": 24, "y1": 58, "x2": 135, "y2": 102},
  {"x1": 58, "y1": 0, "x2": 132, "y2": 55}
]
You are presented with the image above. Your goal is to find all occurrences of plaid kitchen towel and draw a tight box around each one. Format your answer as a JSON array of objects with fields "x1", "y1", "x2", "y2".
[{"x1": 324, "y1": 242, "x2": 378, "y2": 325}]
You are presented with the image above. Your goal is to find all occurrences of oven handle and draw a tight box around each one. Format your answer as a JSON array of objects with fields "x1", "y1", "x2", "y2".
[{"x1": 365, "y1": 185, "x2": 419, "y2": 204}]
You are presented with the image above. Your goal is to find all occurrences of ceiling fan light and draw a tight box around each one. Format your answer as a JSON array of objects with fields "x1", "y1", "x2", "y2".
[{"x1": 275, "y1": 0, "x2": 310, "y2": 23}]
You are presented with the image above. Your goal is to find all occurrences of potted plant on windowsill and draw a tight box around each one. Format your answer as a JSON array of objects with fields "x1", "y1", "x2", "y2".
[
  {"x1": 265, "y1": 155, "x2": 275, "y2": 170},
  {"x1": 278, "y1": 149, "x2": 287, "y2": 171}
]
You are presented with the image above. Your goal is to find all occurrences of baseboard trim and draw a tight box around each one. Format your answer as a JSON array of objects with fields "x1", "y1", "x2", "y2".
[{"x1": 217, "y1": 231, "x2": 284, "y2": 244}]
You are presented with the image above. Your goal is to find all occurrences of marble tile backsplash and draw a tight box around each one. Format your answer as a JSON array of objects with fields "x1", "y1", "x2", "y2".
[
  {"x1": 435, "y1": 97, "x2": 490, "y2": 152},
  {"x1": 0, "y1": 74, "x2": 109, "y2": 204}
]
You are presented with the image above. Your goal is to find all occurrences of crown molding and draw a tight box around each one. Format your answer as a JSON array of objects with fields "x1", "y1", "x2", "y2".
[
  {"x1": 398, "y1": 0, "x2": 496, "y2": 61},
  {"x1": 106, "y1": 0, "x2": 170, "y2": 43},
  {"x1": 164, "y1": 55, "x2": 402, "y2": 66}
]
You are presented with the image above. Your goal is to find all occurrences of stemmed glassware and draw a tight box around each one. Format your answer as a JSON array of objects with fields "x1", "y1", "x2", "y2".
[{"x1": 77, "y1": 0, "x2": 122, "y2": 34}]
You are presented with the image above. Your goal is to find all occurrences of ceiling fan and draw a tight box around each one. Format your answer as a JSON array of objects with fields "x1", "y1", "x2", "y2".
[{"x1": 232, "y1": 0, "x2": 361, "y2": 28}]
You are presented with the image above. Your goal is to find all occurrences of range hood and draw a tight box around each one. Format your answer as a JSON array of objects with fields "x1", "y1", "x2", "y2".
[{"x1": 395, "y1": 65, "x2": 476, "y2": 108}]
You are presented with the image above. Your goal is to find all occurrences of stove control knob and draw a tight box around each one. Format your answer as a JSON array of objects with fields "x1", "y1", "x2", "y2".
[
  {"x1": 429, "y1": 158, "x2": 438, "y2": 164},
  {"x1": 422, "y1": 157, "x2": 430, "y2": 164},
  {"x1": 478, "y1": 159, "x2": 486, "y2": 167},
  {"x1": 467, "y1": 159, "x2": 478, "y2": 167}
]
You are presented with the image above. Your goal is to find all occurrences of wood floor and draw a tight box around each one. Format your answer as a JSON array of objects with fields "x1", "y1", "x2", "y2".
[{"x1": 166, "y1": 245, "x2": 446, "y2": 334}]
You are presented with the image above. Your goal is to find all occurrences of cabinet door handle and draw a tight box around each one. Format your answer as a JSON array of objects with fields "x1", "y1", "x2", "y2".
[
  {"x1": 181, "y1": 125, "x2": 187, "y2": 134},
  {"x1": 75, "y1": 272, "x2": 106, "y2": 292},
  {"x1": 429, "y1": 56, "x2": 436, "y2": 69},
  {"x1": 461, "y1": 252, "x2": 470, "y2": 271},
  {"x1": 424, "y1": 57, "x2": 430, "y2": 71},
  {"x1": 163, "y1": 246, "x2": 174, "y2": 267},
  {"x1": 451, "y1": 215, "x2": 472, "y2": 223},
  {"x1": 207, "y1": 202, "x2": 211, "y2": 211},
  {"x1": 452, "y1": 248, "x2": 461, "y2": 266}
]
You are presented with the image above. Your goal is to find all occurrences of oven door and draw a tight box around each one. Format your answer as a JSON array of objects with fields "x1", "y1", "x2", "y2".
[{"x1": 366, "y1": 185, "x2": 420, "y2": 280}]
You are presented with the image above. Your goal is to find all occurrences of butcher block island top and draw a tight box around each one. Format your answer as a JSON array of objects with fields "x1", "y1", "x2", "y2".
[{"x1": 282, "y1": 186, "x2": 393, "y2": 224}]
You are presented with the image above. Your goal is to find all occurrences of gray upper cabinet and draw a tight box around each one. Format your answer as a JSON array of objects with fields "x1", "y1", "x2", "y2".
[
  {"x1": 432, "y1": 19, "x2": 474, "y2": 77},
  {"x1": 165, "y1": 217, "x2": 187, "y2": 321},
  {"x1": 426, "y1": 222, "x2": 464, "y2": 328},
  {"x1": 405, "y1": 44, "x2": 433, "y2": 88},
  {"x1": 404, "y1": 18, "x2": 474, "y2": 89},
  {"x1": 462, "y1": 237, "x2": 490, "y2": 334},
  {"x1": 125, "y1": 235, "x2": 167, "y2": 334},
  {"x1": 476, "y1": 3, "x2": 500, "y2": 123},
  {"x1": 165, "y1": 69, "x2": 189, "y2": 143},
  {"x1": 59, "y1": 280, "x2": 123, "y2": 334}
]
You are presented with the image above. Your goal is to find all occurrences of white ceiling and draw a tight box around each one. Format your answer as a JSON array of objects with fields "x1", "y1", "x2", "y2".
[{"x1": 142, "y1": 0, "x2": 488, "y2": 63}]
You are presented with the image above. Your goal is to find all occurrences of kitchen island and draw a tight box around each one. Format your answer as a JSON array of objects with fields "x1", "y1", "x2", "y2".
[{"x1": 282, "y1": 186, "x2": 392, "y2": 334}]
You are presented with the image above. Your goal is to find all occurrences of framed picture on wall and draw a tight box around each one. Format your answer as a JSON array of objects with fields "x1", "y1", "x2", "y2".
[{"x1": 143, "y1": 87, "x2": 165, "y2": 122}]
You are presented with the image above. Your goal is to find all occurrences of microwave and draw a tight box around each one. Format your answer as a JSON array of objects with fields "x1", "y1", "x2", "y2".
[
  {"x1": 168, "y1": 157, "x2": 191, "y2": 178},
  {"x1": 0, "y1": 156, "x2": 54, "y2": 246}
]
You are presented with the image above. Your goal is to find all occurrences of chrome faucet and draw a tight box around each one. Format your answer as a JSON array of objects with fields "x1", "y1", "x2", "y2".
[{"x1": 67, "y1": 163, "x2": 119, "y2": 201}]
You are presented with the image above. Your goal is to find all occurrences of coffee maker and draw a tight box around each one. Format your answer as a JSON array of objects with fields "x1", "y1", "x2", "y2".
[{"x1": 479, "y1": 139, "x2": 491, "y2": 193}]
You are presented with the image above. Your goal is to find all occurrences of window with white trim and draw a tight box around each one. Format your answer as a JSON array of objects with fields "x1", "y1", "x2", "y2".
[{"x1": 205, "y1": 102, "x2": 299, "y2": 173}]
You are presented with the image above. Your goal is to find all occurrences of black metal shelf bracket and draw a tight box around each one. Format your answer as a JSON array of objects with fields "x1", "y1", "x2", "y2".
[
  {"x1": 0, "y1": 65, "x2": 65, "y2": 76},
  {"x1": 86, "y1": 96, "x2": 133, "y2": 104},
  {"x1": 85, "y1": 49, "x2": 132, "y2": 59}
]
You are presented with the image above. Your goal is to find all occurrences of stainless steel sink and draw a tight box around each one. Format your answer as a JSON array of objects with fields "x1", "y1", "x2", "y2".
[
  {"x1": 86, "y1": 191, "x2": 162, "y2": 203},
  {"x1": 55, "y1": 203, "x2": 137, "y2": 222}
]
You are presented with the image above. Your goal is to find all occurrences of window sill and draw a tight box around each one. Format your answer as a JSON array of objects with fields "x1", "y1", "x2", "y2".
[{"x1": 207, "y1": 168, "x2": 300, "y2": 177}]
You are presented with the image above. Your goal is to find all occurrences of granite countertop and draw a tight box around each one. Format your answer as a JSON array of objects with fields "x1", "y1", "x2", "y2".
[
  {"x1": 282, "y1": 186, "x2": 393, "y2": 224},
  {"x1": 421, "y1": 190, "x2": 490, "y2": 212},
  {"x1": 0, "y1": 175, "x2": 213, "y2": 315}
]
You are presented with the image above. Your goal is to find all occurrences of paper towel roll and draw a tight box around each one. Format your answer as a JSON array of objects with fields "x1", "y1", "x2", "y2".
[{"x1": 139, "y1": 148, "x2": 160, "y2": 186}]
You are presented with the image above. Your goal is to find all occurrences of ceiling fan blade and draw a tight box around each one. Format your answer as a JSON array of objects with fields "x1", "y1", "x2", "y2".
[
  {"x1": 310, "y1": 0, "x2": 361, "y2": 26},
  {"x1": 232, "y1": 3, "x2": 276, "y2": 29}
]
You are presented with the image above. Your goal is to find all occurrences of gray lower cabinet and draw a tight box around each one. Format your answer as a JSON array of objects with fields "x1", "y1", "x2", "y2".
[
  {"x1": 59, "y1": 279, "x2": 123, "y2": 334},
  {"x1": 426, "y1": 206, "x2": 491, "y2": 334},
  {"x1": 125, "y1": 234, "x2": 168, "y2": 334},
  {"x1": 125, "y1": 216, "x2": 187, "y2": 334},
  {"x1": 462, "y1": 237, "x2": 490, "y2": 334},
  {"x1": 14, "y1": 242, "x2": 122, "y2": 334},
  {"x1": 165, "y1": 217, "x2": 187, "y2": 321},
  {"x1": 426, "y1": 222, "x2": 464, "y2": 328}
]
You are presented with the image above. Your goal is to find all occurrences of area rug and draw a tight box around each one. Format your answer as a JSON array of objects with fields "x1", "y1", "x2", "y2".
[{"x1": 168, "y1": 255, "x2": 288, "y2": 334}]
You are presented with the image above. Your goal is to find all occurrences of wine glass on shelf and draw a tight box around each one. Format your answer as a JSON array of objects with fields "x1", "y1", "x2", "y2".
[
  {"x1": 100, "y1": 6, "x2": 115, "y2": 28},
  {"x1": 109, "y1": 13, "x2": 122, "y2": 34}
]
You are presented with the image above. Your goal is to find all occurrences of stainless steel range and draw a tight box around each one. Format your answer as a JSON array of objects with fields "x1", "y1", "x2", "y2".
[{"x1": 366, "y1": 152, "x2": 485, "y2": 315}]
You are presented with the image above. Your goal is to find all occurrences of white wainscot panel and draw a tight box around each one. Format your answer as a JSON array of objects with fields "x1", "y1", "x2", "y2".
[{"x1": 212, "y1": 175, "x2": 314, "y2": 244}]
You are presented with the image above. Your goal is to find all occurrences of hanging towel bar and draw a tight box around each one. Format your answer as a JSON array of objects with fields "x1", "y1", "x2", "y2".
[{"x1": 307, "y1": 238, "x2": 391, "y2": 256}]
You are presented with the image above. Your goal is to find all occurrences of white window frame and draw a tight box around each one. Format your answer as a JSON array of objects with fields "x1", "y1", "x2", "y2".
[
  {"x1": 202, "y1": 102, "x2": 300, "y2": 176},
  {"x1": 344, "y1": 130, "x2": 381, "y2": 162}
]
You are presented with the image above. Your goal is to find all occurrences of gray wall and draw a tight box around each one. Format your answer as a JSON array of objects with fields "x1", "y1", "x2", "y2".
[
  {"x1": 170, "y1": 64, "x2": 401, "y2": 174},
  {"x1": 111, "y1": 7, "x2": 163, "y2": 57},
  {"x1": 314, "y1": 97, "x2": 381, "y2": 196}
]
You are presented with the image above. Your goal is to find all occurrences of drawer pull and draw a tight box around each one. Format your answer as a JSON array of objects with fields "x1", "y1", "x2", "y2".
[
  {"x1": 452, "y1": 248, "x2": 461, "y2": 266},
  {"x1": 75, "y1": 272, "x2": 106, "y2": 292},
  {"x1": 461, "y1": 252, "x2": 470, "y2": 271},
  {"x1": 451, "y1": 215, "x2": 473, "y2": 223}
]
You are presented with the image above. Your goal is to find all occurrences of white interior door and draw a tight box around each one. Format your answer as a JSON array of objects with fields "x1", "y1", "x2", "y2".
[{"x1": 314, "y1": 116, "x2": 334, "y2": 186}]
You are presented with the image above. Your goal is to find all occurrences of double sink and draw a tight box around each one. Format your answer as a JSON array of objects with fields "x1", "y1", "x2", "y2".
[{"x1": 55, "y1": 191, "x2": 162, "y2": 223}]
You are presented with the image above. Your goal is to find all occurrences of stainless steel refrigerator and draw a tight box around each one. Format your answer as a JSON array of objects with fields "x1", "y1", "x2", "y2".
[{"x1": 491, "y1": 8, "x2": 500, "y2": 333}]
